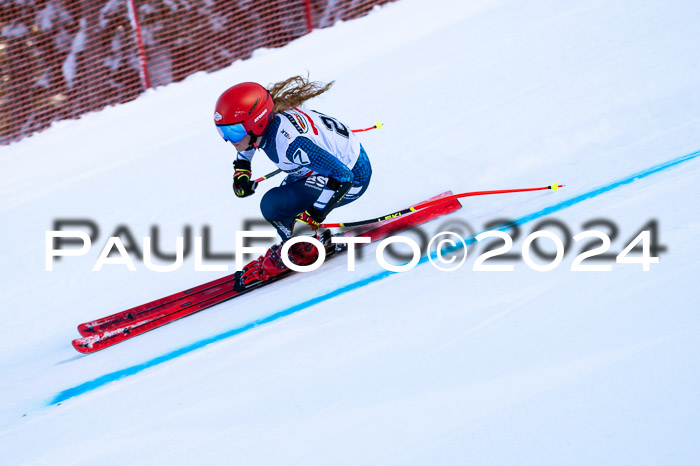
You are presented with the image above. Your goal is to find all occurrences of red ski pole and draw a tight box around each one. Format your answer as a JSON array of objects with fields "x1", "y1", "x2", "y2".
[
  {"x1": 319, "y1": 183, "x2": 565, "y2": 228},
  {"x1": 351, "y1": 122, "x2": 383, "y2": 133}
]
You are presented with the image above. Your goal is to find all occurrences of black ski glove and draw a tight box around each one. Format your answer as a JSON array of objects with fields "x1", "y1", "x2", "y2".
[{"x1": 233, "y1": 160, "x2": 257, "y2": 198}]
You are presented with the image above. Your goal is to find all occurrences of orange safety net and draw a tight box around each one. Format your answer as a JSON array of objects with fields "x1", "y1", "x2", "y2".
[{"x1": 0, "y1": 0, "x2": 395, "y2": 145}]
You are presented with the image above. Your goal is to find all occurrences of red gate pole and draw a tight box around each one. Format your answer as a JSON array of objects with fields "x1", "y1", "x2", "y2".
[
  {"x1": 303, "y1": 0, "x2": 314, "y2": 33},
  {"x1": 126, "y1": 0, "x2": 151, "y2": 89}
]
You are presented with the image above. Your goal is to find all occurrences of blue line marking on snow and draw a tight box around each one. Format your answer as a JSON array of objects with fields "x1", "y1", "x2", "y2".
[
  {"x1": 50, "y1": 272, "x2": 394, "y2": 405},
  {"x1": 49, "y1": 149, "x2": 700, "y2": 406}
]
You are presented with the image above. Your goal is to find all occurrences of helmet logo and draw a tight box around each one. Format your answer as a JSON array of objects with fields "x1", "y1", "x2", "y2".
[
  {"x1": 254, "y1": 108, "x2": 268, "y2": 123},
  {"x1": 248, "y1": 97, "x2": 261, "y2": 115},
  {"x1": 214, "y1": 111, "x2": 222, "y2": 122}
]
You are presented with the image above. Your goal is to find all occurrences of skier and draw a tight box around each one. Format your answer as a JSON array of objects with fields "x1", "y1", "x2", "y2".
[{"x1": 214, "y1": 76, "x2": 372, "y2": 289}]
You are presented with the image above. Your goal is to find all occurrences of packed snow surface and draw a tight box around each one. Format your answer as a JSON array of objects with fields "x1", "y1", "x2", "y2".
[{"x1": 1, "y1": 0, "x2": 699, "y2": 464}]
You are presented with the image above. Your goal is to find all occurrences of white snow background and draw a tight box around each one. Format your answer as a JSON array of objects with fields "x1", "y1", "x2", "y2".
[{"x1": 1, "y1": 0, "x2": 699, "y2": 464}]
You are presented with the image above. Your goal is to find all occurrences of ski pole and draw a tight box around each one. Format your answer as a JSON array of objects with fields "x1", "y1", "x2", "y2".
[
  {"x1": 254, "y1": 169, "x2": 283, "y2": 183},
  {"x1": 252, "y1": 123, "x2": 383, "y2": 184},
  {"x1": 319, "y1": 183, "x2": 565, "y2": 228},
  {"x1": 351, "y1": 122, "x2": 383, "y2": 132}
]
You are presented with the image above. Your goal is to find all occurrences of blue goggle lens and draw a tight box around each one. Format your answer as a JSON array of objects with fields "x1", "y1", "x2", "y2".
[{"x1": 216, "y1": 123, "x2": 247, "y2": 143}]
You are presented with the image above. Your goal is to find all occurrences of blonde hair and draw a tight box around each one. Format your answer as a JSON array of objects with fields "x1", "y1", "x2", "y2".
[{"x1": 268, "y1": 75, "x2": 334, "y2": 114}]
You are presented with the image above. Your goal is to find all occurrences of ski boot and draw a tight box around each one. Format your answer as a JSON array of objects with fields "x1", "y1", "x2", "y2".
[{"x1": 233, "y1": 230, "x2": 334, "y2": 292}]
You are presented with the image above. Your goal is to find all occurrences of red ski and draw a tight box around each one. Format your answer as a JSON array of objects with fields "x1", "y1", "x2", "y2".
[{"x1": 72, "y1": 192, "x2": 462, "y2": 353}]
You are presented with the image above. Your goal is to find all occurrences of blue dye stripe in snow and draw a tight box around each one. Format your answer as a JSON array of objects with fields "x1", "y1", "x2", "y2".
[{"x1": 49, "y1": 149, "x2": 700, "y2": 405}]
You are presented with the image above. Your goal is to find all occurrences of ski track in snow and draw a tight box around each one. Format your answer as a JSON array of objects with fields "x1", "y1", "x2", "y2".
[{"x1": 48, "y1": 148, "x2": 700, "y2": 405}]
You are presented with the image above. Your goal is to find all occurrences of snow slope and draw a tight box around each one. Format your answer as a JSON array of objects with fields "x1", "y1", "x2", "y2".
[{"x1": 1, "y1": 0, "x2": 700, "y2": 464}]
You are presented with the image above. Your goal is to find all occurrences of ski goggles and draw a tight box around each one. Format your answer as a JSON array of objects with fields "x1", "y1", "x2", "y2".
[{"x1": 216, "y1": 123, "x2": 247, "y2": 143}]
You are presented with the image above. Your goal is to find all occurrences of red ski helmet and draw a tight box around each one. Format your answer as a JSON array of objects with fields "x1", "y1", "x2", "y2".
[{"x1": 214, "y1": 82, "x2": 274, "y2": 142}]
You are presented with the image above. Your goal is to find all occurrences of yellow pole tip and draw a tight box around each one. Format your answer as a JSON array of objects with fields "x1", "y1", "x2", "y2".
[
  {"x1": 375, "y1": 122, "x2": 383, "y2": 129},
  {"x1": 550, "y1": 183, "x2": 559, "y2": 191}
]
